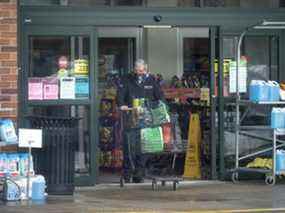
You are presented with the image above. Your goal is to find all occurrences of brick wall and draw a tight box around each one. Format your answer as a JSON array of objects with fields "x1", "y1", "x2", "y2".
[{"x1": 0, "y1": 0, "x2": 17, "y2": 122}]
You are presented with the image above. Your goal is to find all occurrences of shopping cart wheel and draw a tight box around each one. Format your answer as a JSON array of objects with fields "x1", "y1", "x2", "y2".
[
  {"x1": 231, "y1": 172, "x2": 239, "y2": 183},
  {"x1": 173, "y1": 181, "x2": 178, "y2": 191},
  {"x1": 265, "y1": 175, "x2": 275, "y2": 186},
  {"x1": 161, "y1": 181, "x2": 166, "y2": 187},
  {"x1": 152, "y1": 180, "x2": 158, "y2": 191},
  {"x1": 120, "y1": 177, "x2": 125, "y2": 188}
]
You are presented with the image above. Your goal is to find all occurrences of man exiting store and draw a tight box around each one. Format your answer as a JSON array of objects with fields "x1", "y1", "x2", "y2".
[{"x1": 118, "y1": 59, "x2": 164, "y2": 183}]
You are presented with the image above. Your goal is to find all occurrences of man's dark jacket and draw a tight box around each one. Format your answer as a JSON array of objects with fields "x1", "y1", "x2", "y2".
[{"x1": 117, "y1": 73, "x2": 164, "y2": 107}]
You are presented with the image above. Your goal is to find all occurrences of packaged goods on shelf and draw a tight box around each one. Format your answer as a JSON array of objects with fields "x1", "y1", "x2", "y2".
[
  {"x1": 276, "y1": 150, "x2": 285, "y2": 174},
  {"x1": 28, "y1": 78, "x2": 43, "y2": 100},
  {"x1": 268, "y1": 81, "x2": 280, "y2": 102},
  {"x1": 19, "y1": 153, "x2": 34, "y2": 176},
  {"x1": 7, "y1": 154, "x2": 20, "y2": 176},
  {"x1": 0, "y1": 153, "x2": 34, "y2": 178},
  {"x1": 0, "y1": 153, "x2": 7, "y2": 177},
  {"x1": 249, "y1": 80, "x2": 280, "y2": 102},
  {"x1": 271, "y1": 108, "x2": 285, "y2": 128},
  {"x1": 0, "y1": 119, "x2": 17, "y2": 143},
  {"x1": 3, "y1": 175, "x2": 46, "y2": 201}
]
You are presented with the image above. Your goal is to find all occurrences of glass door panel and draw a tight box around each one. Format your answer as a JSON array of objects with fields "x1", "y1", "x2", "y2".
[
  {"x1": 97, "y1": 28, "x2": 139, "y2": 183},
  {"x1": 28, "y1": 36, "x2": 90, "y2": 101},
  {"x1": 23, "y1": 27, "x2": 97, "y2": 186}
]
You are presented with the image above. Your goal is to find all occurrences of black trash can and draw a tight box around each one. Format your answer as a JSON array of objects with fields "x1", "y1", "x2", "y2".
[{"x1": 27, "y1": 116, "x2": 80, "y2": 195}]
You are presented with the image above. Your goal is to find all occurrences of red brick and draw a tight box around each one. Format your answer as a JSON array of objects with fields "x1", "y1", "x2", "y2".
[
  {"x1": 0, "y1": 11, "x2": 9, "y2": 17},
  {"x1": 1, "y1": 88, "x2": 17, "y2": 94},
  {"x1": 0, "y1": 25, "x2": 9, "y2": 31},
  {"x1": 1, "y1": 74, "x2": 17, "y2": 81},
  {"x1": 0, "y1": 68, "x2": 10, "y2": 74},
  {"x1": 1, "y1": 32, "x2": 16, "y2": 38},
  {"x1": 1, "y1": 60, "x2": 17, "y2": 67},
  {"x1": 9, "y1": 24, "x2": 16, "y2": 32},
  {"x1": 0, "y1": 4, "x2": 16, "y2": 10},
  {"x1": 0, "y1": 18, "x2": 16, "y2": 24},
  {"x1": 9, "y1": 53, "x2": 17, "y2": 60},
  {"x1": 1, "y1": 46, "x2": 17, "y2": 52},
  {"x1": 0, "y1": 95, "x2": 10, "y2": 101},
  {"x1": 10, "y1": 81, "x2": 17, "y2": 88},
  {"x1": 2, "y1": 102, "x2": 17, "y2": 109},
  {"x1": 0, "y1": 53, "x2": 10, "y2": 60},
  {"x1": 0, "y1": 39, "x2": 9, "y2": 45},
  {"x1": 0, "y1": 111, "x2": 16, "y2": 118}
]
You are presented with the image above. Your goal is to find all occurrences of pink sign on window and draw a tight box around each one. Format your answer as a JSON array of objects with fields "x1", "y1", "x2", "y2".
[
  {"x1": 28, "y1": 78, "x2": 43, "y2": 100},
  {"x1": 43, "y1": 77, "x2": 59, "y2": 100}
]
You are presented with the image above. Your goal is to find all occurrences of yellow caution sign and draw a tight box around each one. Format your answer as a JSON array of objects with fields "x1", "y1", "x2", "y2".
[{"x1": 183, "y1": 113, "x2": 202, "y2": 179}]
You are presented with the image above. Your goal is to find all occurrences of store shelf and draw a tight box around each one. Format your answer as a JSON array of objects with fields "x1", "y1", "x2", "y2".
[
  {"x1": 239, "y1": 100, "x2": 285, "y2": 105},
  {"x1": 233, "y1": 167, "x2": 271, "y2": 174},
  {"x1": 27, "y1": 99, "x2": 91, "y2": 106},
  {"x1": 0, "y1": 141, "x2": 18, "y2": 147},
  {"x1": 239, "y1": 126, "x2": 285, "y2": 136}
]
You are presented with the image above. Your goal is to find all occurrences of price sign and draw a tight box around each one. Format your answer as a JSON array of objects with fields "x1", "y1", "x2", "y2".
[{"x1": 18, "y1": 129, "x2": 42, "y2": 148}]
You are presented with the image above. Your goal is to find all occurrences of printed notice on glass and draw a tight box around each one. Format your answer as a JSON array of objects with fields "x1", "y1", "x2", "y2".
[
  {"x1": 229, "y1": 62, "x2": 247, "y2": 93},
  {"x1": 60, "y1": 77, "x2": 75, "y2": 99}
]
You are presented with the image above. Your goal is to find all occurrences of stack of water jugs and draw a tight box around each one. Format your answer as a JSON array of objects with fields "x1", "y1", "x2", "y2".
[
  {"x1": 249, "y1": 80, "x2": 280, "y2": 102},
  {"x1": 250, "y1": 81, "x2": 285, "y2": 174}
]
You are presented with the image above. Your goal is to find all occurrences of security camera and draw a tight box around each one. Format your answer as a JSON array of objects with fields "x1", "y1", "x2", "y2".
[{"x1": 153, "y1": 15, "x2": 162, "y2": 22}]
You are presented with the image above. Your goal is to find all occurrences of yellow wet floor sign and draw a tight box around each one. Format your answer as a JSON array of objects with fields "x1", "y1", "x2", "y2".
[{"x1": 183, "y1": 113, "x2": 201, "y2": 179}]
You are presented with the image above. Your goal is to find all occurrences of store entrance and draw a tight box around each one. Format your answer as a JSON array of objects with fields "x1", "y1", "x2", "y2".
[{"x1": 96, "y1": 27, "x2": 217, "y2": 184}]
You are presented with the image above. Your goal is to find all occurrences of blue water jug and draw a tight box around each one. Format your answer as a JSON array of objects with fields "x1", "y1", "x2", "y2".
[
  {"x1": 271, "y1": 108, "x2": 285, "y2": 129},
  {"x1": 250, "y1": 80, "x2": 269, "y2": 102},
  {"x1": 268, "y1": 81, "x2": 280, "y2": 102},
  {"x1": 276, "y1": 150, "x2": 285, "y2": 174},
  {"x1": 32, "y1": 176, "x2": 46, "y2": 200}
]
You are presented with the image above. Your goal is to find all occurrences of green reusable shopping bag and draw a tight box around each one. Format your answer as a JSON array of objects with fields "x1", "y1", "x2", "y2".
[
  {"x1": 140, "y1": 127, "x2": 164, "y2": 153},
  {"x1": 151, "y1": 101, "x2": 170, "y2": 126}
]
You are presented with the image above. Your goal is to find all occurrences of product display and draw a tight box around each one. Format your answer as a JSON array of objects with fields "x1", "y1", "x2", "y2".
[
  {"x1": 276, "y1": 150, "x2": 285, "y2": 174},
  {"x1": 249, "y1": 80, "x2": 280, "y2": 102},
  {"x1": 0, "y1": 153, "x2": 34, "y2": 177},
  {"x1": 0, "y1": 119, "x2": 17, "y2": 143},
  {"x1": 271, "y1": 108, "x2": 285, "y2": 128}
]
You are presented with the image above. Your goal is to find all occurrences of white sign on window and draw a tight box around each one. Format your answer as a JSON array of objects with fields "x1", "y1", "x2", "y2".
[
  {"x1": 60, "y1": 77, "x2": 75, "y2": 99},
  {"x1": 229, "y1": 61, "x2": 247, "y2": 93},
  {"x1": 19, "y1": 129, "x2": 42, "y2": 148}
]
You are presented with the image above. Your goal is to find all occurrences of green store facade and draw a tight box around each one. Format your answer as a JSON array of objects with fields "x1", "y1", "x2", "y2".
[{"x1": 19, "y1": 1, "x2": 285, "y2": 186}]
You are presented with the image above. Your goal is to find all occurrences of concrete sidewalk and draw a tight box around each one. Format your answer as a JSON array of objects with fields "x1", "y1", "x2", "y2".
[{"x1": 1, "y1": 181, "x2": 285, "y2": 212}]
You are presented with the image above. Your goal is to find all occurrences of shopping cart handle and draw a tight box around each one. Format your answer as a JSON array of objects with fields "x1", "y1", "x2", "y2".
[{"x1": 120, "y1": 107, "x2": 133, "y2": 111}]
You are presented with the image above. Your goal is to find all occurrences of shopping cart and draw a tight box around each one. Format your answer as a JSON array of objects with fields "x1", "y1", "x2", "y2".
[{"x1": 119, "y1": 107, "x2": 187, "y2": 191}]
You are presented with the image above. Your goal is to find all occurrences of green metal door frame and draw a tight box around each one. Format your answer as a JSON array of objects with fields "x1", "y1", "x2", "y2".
[
  {"x1": 19, "y1": 6, "x2": 285, "y2": 183},
  {"x1": 20, "y1": 25, "x2": 98, "y2": 186}
]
